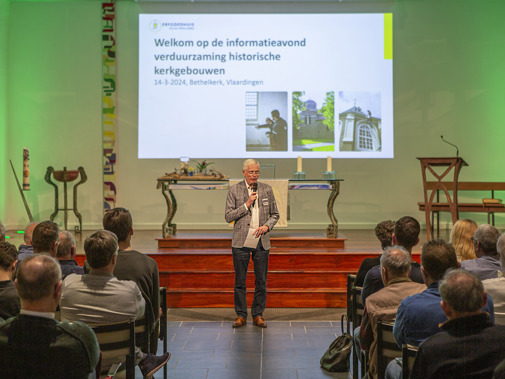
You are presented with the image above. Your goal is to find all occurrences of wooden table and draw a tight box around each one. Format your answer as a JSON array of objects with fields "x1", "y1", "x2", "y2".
[{"x1": 156, "y1": 178, "x2": 343, "y2": 238}]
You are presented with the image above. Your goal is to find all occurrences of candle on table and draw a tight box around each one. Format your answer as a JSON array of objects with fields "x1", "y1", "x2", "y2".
[
  {"x1": 327, "y1": 156, "x2": 332, "y2": 172},
  {"x1": 297, "y1": 156, "x2": 302, "y2": 173}
]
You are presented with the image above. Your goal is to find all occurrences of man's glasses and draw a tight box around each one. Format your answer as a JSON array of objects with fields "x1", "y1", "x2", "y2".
[{"x1": 246, "y1": 171, "x2": 260, "y2": 175}]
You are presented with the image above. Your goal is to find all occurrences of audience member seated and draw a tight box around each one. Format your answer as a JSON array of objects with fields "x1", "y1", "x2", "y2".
[
  {"x1": 461, "y1": 224, "x2": 502, "y2": 280},
  {"x1": 0, "y1": 221, "x2": 6, "y2": 242},
  {"x1": 0, "y1": 255, "x2": 99, "y2": 378},
  {"x1": 60, "y1": 230, "x2": 170, "y2": 377},
  {"x1": 355, "y1": 220, "x2": 395, "y2": 287},
  {"x1": 32, "y1": 220, "x2": 59, "y2": 256},
  {"x1": 410, "y1": 269, "x2": 505, "y2": 379},
  {"x1": 56, "y1": 231, "x2": 84, "y2": 279},
  {"x1": 483, "y1": 232, "x2": 505, "y2": 325},
  {"x1": 450, "y1": 219, "x2": 478, "y2": 262},
  {"x1": 103, "y1": 207, "x2": 161, "y2": 354},
  {"x1": 358, "y1": 247, "x2": 426, "y2": 379},
  {"x1": 17, "y1": 222, "x2": 38, "y2": 261},
  {"x1": 0, "y1": 241, "x2": 20, "y2": 319},
  {"x1": 362, "y1": 216, "x2": 424, "y2": 303},
  {"x1": 386, "y1": 239, "x2": 494, "y2": 379}
]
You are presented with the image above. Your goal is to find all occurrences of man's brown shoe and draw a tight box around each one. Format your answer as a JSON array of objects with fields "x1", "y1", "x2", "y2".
[
  {"x1": 253, "y1": 316, "x2": 267, "y2": 328},
  {"x1": 233, "y1": 317, "x2": 247, "y2": 328}
]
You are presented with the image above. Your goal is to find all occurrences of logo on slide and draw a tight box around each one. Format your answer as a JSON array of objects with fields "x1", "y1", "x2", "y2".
[{"x1": 149, "y1": 20, "x2": 162, "y2": 32}]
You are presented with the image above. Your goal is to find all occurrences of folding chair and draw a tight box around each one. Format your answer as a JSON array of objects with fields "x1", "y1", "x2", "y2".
[
  {"x1": 402, "y1": 344, "x2": 419, "y2": 379},
  {"x1": 351, "y1": 286, "x2": 366, "y2": 379},
  {"x1": 92, "y1": 320, "x2": 136, "y2": 379},
  {"x1": 377, "y1": 320, "x2": 402, "y2": 379},
  {"x1": 346, "y1": 274, "x2": 356, "y2": 332},
  {"x1": 159, "y1": 287, "x2": 168, "y2": 379}
]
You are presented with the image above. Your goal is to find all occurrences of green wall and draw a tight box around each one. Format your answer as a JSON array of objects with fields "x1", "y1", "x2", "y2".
[
  {"x1": 3, "y1": 0, "x2": 505, "y2": 232},
  {"x1": 0, "y1": 0, "x2": 8, "y2": 223}
]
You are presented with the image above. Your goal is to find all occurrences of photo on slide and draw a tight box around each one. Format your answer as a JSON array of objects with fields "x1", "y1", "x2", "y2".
[
  {"x1": 338, "y1": 91, "x2": 382, "y2": 152},
  {"x1": 292, "y1": 91, "x2": 335, "y2": 152},
  {"x1": 245, "y1": 92, "x2": 288, "y2": 152}
]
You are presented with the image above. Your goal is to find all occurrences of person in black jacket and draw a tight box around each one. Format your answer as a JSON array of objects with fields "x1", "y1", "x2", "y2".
[
  {"x1": 355, "y1": 220, "x2": 395, "y2": 287},
  {"x1": 411, "y1": 269, "x2": 505, "y2": 379}
]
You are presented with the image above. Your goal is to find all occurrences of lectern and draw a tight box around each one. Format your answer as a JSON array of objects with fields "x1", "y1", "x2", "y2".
[{"x1": 417, "y1": 157, "x2": 468, "y2": 240}]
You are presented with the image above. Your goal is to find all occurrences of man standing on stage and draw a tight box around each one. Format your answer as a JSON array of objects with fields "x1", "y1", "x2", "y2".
[{"x1": 225, "y1": 159, "x2": 279, "y2": 328}]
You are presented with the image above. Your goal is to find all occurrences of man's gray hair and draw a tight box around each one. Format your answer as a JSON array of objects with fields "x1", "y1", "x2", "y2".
[
  {"x1": 380, "y1": 246, "x2": 411, "y2": 276},
  {"x1": 475, "y1": 224, "x2": 500, "y2": 254},
  {"x1": 56, "y1": 230, "x2": 76, "y2": 258},
  {"x1": 497, "y1": 233, "x2": 505, "y2": 270},
  {"x1": 16, "y1": 254, "x2": 62, "y2": 301},
  {"x1": 439, "y1": 268, "x2": 484, "y2": 313},
  {"x1": 243, "y1": 159, "x2": 260, "y2": 171}
]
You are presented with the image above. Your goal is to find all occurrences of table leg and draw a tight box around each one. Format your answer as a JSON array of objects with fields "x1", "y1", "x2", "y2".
[
  {"x1": 45, "y1": 167, "x2": 59, "y2": 223},
  {"x1": 161, "y1": 182, "x2": 178, "y2": 238},
  {"x1": 73, "y1": 167, "x2": 87, "y2": 233},
  {"x1": 326, "y1": 181, "x2": 340, "y2": 238},
  {"x1": 63, "y1": 167, "x2": 68, "y2": 231}
]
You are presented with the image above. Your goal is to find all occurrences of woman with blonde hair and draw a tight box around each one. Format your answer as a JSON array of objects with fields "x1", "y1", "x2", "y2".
[{"x1": 450, "y1": 219, "x2": 478, "y2": 261}]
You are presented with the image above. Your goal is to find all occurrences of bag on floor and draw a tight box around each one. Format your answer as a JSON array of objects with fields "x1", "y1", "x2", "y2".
[{"x1": 320, "y1": 314, "x2": 352, "y2": 372}]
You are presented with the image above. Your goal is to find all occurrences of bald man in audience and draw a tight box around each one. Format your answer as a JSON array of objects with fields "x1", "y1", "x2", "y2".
[
  {"x1": 359, "y1": 246, "x2": 426, "y2": 379},
  {"x1": 0, "y1": 254, "x2": 99, "y2": 378},
  {"x1": 17, "y1": 222, "x2": 38, "y2": 261},
  {"x1": 32, "y1": 220, "x2": 59, "y2": 256},
  {"x1": 410, "y1": 269, "x2": 505, "y2": 379},
  {"x1": 483, "y1": 232, "x2": 505, "y2": 325},
  {"x1": 461, "y1": 224, "x2": 502, "y2": 280},
  {"x1": 56, "y1": 231, "x2": 83, "y2": 279},
  {"x1": 0, "y1": 241, "x2": 20, "y2": 319}
]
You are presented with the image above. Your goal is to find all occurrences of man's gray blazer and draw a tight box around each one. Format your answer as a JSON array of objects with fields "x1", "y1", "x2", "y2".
[{"x1": 225, "y1": 180, "x2": 280, "y2": 249}]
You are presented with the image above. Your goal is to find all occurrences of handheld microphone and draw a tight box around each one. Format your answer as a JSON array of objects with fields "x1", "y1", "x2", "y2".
[
  {"x1": 440, "y1": 135, "x2": 459, "y2": 157},
  {"x1": 251, "y1": 183, "x2": 258, "y2": 207}
]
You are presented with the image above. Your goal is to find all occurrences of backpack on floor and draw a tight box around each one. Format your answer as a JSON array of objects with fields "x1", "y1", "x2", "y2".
[{"x1": 320, "y1": 314, "x2": 353, "y2": 372}]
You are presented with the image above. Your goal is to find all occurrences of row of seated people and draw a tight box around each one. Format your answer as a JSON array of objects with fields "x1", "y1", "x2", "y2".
[
  {"x1": 353, "y1": 216, "x2": 505, "y2": 379},
  {"x1": 0, "y1": 208, "x2": 170, "y2": 378}
]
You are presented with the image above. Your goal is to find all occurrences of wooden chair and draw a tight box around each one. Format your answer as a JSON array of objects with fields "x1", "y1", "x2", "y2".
[
  {"x1": 402, "y1": 344, "x2": 419, "y2": 379},
  {"x1": 351, "y1": 286, "x2": 366, "y2": 379},
  {"x1": 159, "y1": 287, "x2": 168, "y2": 379},
  {"x1": 346, "y1": 274, "x2": 356, "y2": 332},
  {"x1": 91, "y1": 320, "x2": 136, "y2": 379},
  {"x1": 377, "y1": 320, "x2": 402, "y2": 379}
]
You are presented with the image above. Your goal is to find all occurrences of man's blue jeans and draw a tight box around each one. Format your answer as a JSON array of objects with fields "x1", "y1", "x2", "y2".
[{"x1": 232, "y1": 243, "x2": 269, "y2": 319}]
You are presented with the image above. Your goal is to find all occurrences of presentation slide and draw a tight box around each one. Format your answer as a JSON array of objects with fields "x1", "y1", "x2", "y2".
[{"x1": 138, "y1": 13, "x2": 393, "y2": 159}]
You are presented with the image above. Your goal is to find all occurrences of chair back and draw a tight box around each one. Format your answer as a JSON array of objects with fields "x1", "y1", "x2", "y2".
[
  {"x1": 133, "y1": 316, "x2": 150, "y2": 355},
  {"x1": 159, "y1": 287, "x2": 168, "y2": 379},
  {"x1": 351, "y1": 286, "x2": 365, "y2": 379},
  {"x1": 402, "y1": 344, "x2": 418, "y2": 379},
  {"x1": 346, "y1": 275, "x2": 356, "y2": 332},
  {"x1": 377, "y1": 320, "x2": 401, "y2": 379},
  {"x1": 91, "y1": 320, "x2": 136, "y2": 379}
]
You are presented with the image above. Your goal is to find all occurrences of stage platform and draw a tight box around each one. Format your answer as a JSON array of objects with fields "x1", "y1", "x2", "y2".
[
  {"x1": 70, "y1": 229, "x2": 432, "y2": 309},
  {"x1": 156, "y1": 231, "x2": 346, "y2": 249}
]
